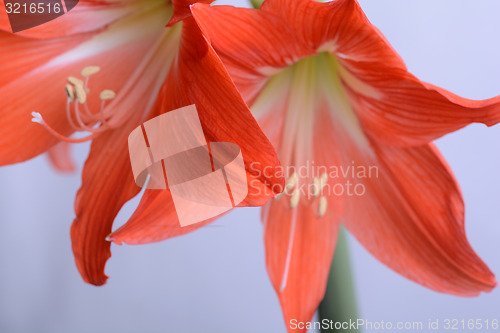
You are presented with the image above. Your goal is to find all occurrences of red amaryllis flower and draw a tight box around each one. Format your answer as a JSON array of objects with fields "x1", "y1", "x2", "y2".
[
  {"x1": 0, "y1": 0, "x2": 284, "y2": 285},
  {"x1": 109, "y1": 0, "x2": 500, "y2": 331}
]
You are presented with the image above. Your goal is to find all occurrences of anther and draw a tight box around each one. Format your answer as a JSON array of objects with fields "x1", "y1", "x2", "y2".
[
  {"x1": 81, "y1": 66, "x2": 100, "y2": 77},
  {"x1": 284, "y1": 172, "x2": 298, "y2": 194},
  {"x1": 33, "y1": 67, "x2": 119, "y2": 144},
  {"x1": 320, "y1": 172, "x2": 328, "y2": 187},
  {"x1": 290, "y1": 188, "x2": 300, "y2": 208},
  {"x1": 312, "y1": 177, "x2": 321, "y2": 197},
  {"x1": 67, "y1": 76, "x2": 84, "y2": 87},
  {"x1": 318, "y1": 196, "x2": 327, "y2": 217},
  {"x1": 99, "y1": 89, "x2": 116, "y2": 101},
  {"x1": 65, "y1": 84, "x2": 75, "y2": 103},
  {"x1": 74, "y1": 84, "x2": 87, "y2": 104}
]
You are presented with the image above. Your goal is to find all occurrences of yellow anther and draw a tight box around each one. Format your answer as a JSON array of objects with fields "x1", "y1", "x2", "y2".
[
  {"x1": 74, "y1": 84, "x2": 87, "y2": 104},
  {"x1": 290, "y1": 188, "x2": 300, "y2": 208},
  {"x1": 99, "y1": 89, "x2": 116, "y2": 101},
  {"x1": 312, "y1": 177, "x2": 321, "y2": 197},
  {"x1": 67, "y1": 76, "x2": 84, "y2": 87},
  {"x1": 284, "y1": 172, "x2": 298, "y2": 194},
  {"x1": 318, "y1": 196, "x2": 327, "y2": 217},
  {"x1": 81, "y1": 66, "x2": 100, "y2": 77},
  {"x1": 65, "y1": 84, "x2": 75, "y2": 103},
  {"x1": 320, "y1": 172, "x2": 328, "y2": 187}
]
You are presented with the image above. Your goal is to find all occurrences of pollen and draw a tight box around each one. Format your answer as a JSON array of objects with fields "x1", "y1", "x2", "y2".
[{"x1": 318, "y1": 196, "x2": 327, "y2": 217}]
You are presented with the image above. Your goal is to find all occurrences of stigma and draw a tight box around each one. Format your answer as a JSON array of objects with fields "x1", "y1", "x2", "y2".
[{"x1": 31, "y1": 66, "x2": 117, "y2": 143}]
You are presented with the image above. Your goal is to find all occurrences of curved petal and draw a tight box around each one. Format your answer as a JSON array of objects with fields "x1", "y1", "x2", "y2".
[
  {"x1": 46, "y1": 141, "x2": 76, "y2": 172},
  {"x1": 339, "y1": 59, "x2": 500, "y2": 146},
  {"x1": 109, "y1": 15, "x2": 287, "y2": 247},
  {"x1": 167, "y1": 0, "x2": 213, "y2": 27},
  {"x1": 108, "y1": 189, "x2": 214, "y2": 245},
  {"x1": 196, "y1": 0, "x2": 500, "y2": 147},
  {"x1": 337, "y1": 128, "x2": 497, "y2": 294},
  {"x1": 262, "y1": 197, "x2": 339, "y2": 333},
  {"x1": 0, "y1": 3, "x2": 171, "y2": 166},
  {"x1": 256, "y1": 82, "x2": 344, "y2": 330},
  {"x1": 71, "y1": 122, "x2": 140, "y2": 285},
  {"x1": 190, "y1": 3, "x2": 312, "y2": 103},
  {"x1": 0, "y1": 0, "x2": 135, "y2": 38},
  {"x1": 261, "y1": 0, "x2": 405, "y2": 68},
  {"x1": 157, "y1": 17, "x2": 284, "y2": 206},
  {"x1": 254, "y1": 47, "x2": 494, "y2": 304},
  {"x1": 70, "y1": 22, "x2": 180, "y2": 285},
  {"x1": 262, "y1": 0, "x2": 500, "y2": 145}
]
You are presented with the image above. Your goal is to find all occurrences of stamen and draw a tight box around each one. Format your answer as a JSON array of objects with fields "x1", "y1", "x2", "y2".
[
  {"x1": 81, "y1": 66, "x2": 101, "y2": 77},
  {"x1": 73, "y1": 102, "x2": 100, "y2": 132},
  {"x1": 318, "y1": 196, "x2": 327, "y2": 217},
  {"x1": 65, "y1": 84, "x2": 75, "y2": 103},
  {"x1": 312, "y1": 177, "x2": 321, "y2": 197},
  {"x1": 284, "y1": 172, "x2": 298, "y2": 194},
  {"x1": 319, "y1": 172, "x2": 328, "y2": 194},
  {"x1": 320, "y1": 171, "x2": 328, "y2": 188},
  {"x1": 34, "y1": 67, "x2": 118, "y2": 144},
  {"x1": 290, "y1": 188, "x2": 300, "y2": 208},
  {"x1": 312, "y1": 172, "x2": 328, "y2": 197}
]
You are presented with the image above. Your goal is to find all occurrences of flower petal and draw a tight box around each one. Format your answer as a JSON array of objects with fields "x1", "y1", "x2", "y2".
[
  {"x1": 109, "y1": 16, "x2": 287, "y2": 247},
  {"x1": 0, "y1": 4, "x2": 171, "y2": 166},
  {"x1": 46, "y1": 141, "x2": 76, "y2": 172},
  {"x1": 71, "y1": 122, "x2": 140, "y2": 285},
  {"x1": 339, "y1": 132, "x2": 497, "y2": 294},
  {"x1": 190, "y1": 3, "x2": 312, "y2": 103},
  {"x1": 262, "y1": 198, "x2": 339, "y2": 333},
  {"x1": 0, "y1": 0, "x2": 135, "y2": 38},
  {"x1": 108, "y1": 189, "x2": 214, "y2": 245},
  {"x1": 262, "y1": 0, "x2": 500, "y2": 145},
  {"x1": 339, "y1": 60, "x2": 500, "y2": 146},
  {"x1": 157, "y1": 17, "x2": 284, "y2": 206},
  {"x1": 167, "y1": 0, "x2": 213, "y2": 26},
  {"x1": 70, "y1": 20, "x2": 180, "y2": 285}
]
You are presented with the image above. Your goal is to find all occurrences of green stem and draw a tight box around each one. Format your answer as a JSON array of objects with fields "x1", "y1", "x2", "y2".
[
  {"x1": 249, "y1": 0, "x2": 264, "y2": 8},
  {"x1": 319, "y1": 227, "x2": 359, "y2": 332}
]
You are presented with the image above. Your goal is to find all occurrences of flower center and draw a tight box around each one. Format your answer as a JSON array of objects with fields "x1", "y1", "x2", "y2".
[
  {"x1": 31, "y1": 0, "x2": 181, "y2": 144},
  {"x1": 32, "y1": 66, "x2": 117, "y2": 143},
  {"x1": 276, "y1": 170, "x2": 329, "y2": 218},
  {"x1": 252, "y1": 52, "x2": 371, "y2": 215}
]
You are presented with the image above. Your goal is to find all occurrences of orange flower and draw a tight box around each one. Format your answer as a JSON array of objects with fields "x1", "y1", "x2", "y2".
[
  {"x1": 110, "y1": 0, "x2": 500, "y2": 331},
  {"x1": 0, "y1": 0, "x2": 284, "y2": 285}
]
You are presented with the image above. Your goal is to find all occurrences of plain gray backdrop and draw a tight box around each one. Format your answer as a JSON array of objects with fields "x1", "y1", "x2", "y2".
[{"x1": 0, "y1": 1, "x2": 499, "y2": 332}]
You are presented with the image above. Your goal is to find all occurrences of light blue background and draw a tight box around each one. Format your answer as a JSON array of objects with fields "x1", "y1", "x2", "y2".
[{"x1": 0, "y1": 1, "x2": 499, "y2": 332}]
